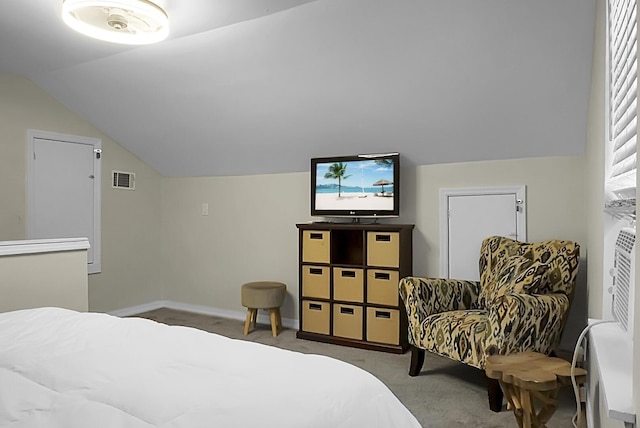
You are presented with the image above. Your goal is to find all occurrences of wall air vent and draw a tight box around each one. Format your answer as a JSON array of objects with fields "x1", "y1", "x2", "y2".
[{"x1": 112, "y1": 170, "x2": 135, "y2": 190}]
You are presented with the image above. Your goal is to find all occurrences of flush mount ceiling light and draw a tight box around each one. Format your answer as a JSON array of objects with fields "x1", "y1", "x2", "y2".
[{"x1": 62, "y1": 0, "x2": 169, "y2": 45}]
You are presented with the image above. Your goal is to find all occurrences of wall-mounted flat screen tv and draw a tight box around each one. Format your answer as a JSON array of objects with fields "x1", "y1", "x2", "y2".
[{"x1": 310, "y1": 153, "x2": 400, "y2": 218}]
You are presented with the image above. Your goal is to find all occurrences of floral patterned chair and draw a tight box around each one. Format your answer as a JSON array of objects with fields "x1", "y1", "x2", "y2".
[{"x1": 398, "y1": 236, "x2": 580, "y2": 412}]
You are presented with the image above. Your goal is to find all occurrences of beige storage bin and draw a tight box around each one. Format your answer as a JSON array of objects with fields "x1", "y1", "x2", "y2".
[
  {"x1": 333, "y1": 267, "x2": 364, "y2": 302},
  {"x1": 302, "y1": 265, "x2": 330, "y2": 299},
  {"x1": 366, "y1": 307, "x2": 400, "y2": 345},
  {"x1": 367, "y1": 269, "x2": 400, "y2": 306},
  {"x1": 302, "y1": 300, "x2": 330, "y2": 335},
  {"x1": 333, "y1": 304, "x2": 363, "y2": 340},
  {"x1": 366, "y1": 232, "x2": 399, "y2": 268},
  {"x1": 302, "y1": 230, "x2": 330, "y2": 263}
]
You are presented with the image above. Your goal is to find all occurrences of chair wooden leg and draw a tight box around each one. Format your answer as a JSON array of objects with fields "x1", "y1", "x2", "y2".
[
  {"x1": 487, "y1": 376, "x2": 504, "y2": 412},
  {"x1": 409, "y1": 347, "x2": 425, "y2": 377}
]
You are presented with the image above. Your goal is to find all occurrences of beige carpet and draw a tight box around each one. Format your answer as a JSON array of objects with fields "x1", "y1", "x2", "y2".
[{"x1": 135, "y1": 308, "x2": 577, "y2": 428}]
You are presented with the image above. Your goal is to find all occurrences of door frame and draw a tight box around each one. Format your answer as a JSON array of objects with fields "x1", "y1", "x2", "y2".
[
  {"x1": 439, "y1": 185, "x2": 526, "y2": 277},
  {"x1": 26, "y1": 129, "x2": 102, "y2": 274}
]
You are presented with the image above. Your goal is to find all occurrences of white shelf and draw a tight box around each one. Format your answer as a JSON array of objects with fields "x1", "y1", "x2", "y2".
[
  {"x1": 0, "y1": 237, "x2": 90, "y2": 256},
  {"x1": 588, "y1": 319, "x2": 636, "y2": 424}
]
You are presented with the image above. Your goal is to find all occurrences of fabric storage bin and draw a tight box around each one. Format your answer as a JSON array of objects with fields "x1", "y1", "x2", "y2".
[
  {"x1": 302, "y1": 300, "x2": 330, "y2": 335},
  {"x1": 366, "y1": 307, "x2": 399, "y2": 345},
  {"x1": 366, "y1": 269, "x2": 400, "y2": 306},
  {"x1": 333, "y1": 267, "x2": 364, "y2": 302},
  {"x1": 333, "y1": 304, "x2": 363, "y2": 340},
  {"x1": 302, "y1": 230, "x2": 330, "y2": 263},
  {"x1": 302, "y1": 265, "x2": 330, "y2": 299},
  {"x1": 366, "y1": 232, "x2": 399, "y2": 268}
]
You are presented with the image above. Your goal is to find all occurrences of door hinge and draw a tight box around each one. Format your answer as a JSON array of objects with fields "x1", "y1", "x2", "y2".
[{"x1": 516, "y1": 199, "x2": 523, "y2": 212}]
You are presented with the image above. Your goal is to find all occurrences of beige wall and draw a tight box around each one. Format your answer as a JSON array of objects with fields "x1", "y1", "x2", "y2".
[
  {"x1": 0, "y1": 74, "x2": 164, "y2": 312},
  {"x1": 586, "y1": 0, "x2": 606, "y2": 322},
  {"x1": 161, "y1": 174, "x2": 312, "y2": 320},
  {"x1": 0, "y1": 249, "x2": 88, "y2": 312},
  {"x1": 412, "y1": 157, "x2": 586, "y2": 278}
]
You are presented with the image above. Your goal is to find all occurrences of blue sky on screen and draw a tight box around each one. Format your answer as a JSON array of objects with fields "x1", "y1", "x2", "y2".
[{"x1": 315, "y1": 160, "x2": 393, "y2": 187}]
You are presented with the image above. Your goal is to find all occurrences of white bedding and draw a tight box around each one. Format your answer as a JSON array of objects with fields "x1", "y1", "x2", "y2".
[{"x1": 0, "y1": 307, "x2": 421, "y2": 427}]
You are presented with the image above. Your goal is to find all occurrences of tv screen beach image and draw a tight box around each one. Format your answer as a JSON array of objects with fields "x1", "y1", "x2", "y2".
[{"x1": 314, "y1": 159, "x2": 395, "y2": 211}]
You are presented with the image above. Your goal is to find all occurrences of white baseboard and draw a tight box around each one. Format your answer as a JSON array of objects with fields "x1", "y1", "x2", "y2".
[
  {"x1": 108, "y1": 300, "x2": 300, "y2": 330},
  {"x1": 107, "y1": 301, "x2": 166, "y2": 317}
]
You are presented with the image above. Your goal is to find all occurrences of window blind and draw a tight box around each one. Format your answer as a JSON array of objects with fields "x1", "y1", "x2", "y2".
[{"x1": 607, "y1": 0, "x2": 638, "y2": 211}]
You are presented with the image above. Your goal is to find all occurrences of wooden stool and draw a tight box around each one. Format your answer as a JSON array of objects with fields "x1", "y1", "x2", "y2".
[
  {"x1": 485, "y1": 352, "x2": 587, "y2": 428},
  {"x1": 241, "y1": 281, "x2": 286, "y2": 337}
]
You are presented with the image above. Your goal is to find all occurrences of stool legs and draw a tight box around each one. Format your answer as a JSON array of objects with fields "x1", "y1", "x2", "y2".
[
  {"x1": 269, "y1": 309, "x2": 278, "y2": 337},
  {"x1": 269, "y1": 308, "x2": 283, "y2": 337},
  {"x1": 244, "y1": 307, "x2": 282, "y2": 337},
  {"x1": 243, "y1": 308, "x2": 258, "y2": 335}
]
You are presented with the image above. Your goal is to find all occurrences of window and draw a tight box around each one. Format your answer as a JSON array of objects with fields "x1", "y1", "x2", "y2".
[
  {"x1": 594, "y1": 2, "x2": 638, "y2": 422},
  {"x1": 606, "y1": 0, "x2": 638, "y2": 213}
]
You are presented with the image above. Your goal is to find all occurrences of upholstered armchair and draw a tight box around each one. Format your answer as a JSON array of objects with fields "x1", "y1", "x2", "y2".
[{"x1": 398, "y1": 236, "x2": 580, "y2": 412}]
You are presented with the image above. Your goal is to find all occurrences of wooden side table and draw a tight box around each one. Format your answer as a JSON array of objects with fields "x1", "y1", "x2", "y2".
[{"x1": 485, "y1": 352, "x2": 587, "y2": 428}]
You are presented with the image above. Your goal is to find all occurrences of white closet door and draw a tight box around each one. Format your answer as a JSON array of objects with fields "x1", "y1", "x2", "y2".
[
  {"x1": 440, "y1": 186, "x2": 526, "y2": 281},
  {"x1": 28, "y1": 130, "x2": 101, "y2": 273}
]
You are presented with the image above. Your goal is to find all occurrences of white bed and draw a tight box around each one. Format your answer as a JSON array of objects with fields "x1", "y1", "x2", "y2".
[{"x1": 0, "y1": 307, "x2": 422, "y2": 427}]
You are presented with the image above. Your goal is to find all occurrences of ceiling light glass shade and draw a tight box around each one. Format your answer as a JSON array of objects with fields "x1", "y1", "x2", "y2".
[{"x1": 62, "y1": 0, "x2": 169, "y2": 45}]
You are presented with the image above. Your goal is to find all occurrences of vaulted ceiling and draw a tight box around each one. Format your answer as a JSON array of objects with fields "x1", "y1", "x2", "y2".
[{"x1": 1, "y1": 0, "x2": 596, "y2": 176}]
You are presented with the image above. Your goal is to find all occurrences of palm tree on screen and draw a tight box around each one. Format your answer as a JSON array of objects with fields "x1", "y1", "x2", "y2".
[
  {"x1": 374, "y1": 159, "x2": 393, "y2": 168},
  {"x1": 324, "y1": 162, "x2": 352, "y2": 197}
]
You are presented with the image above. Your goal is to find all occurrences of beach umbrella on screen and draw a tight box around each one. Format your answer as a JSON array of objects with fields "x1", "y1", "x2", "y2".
[{"x1": 372, "y1": 179, "x2": 393, "y2": 194}]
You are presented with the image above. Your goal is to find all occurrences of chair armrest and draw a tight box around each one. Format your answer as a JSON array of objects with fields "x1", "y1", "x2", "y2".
[
  {"x1": 485, "y1": 293, "x2": 570, "y2": 358},
  {"x1": 399, "y1": 277, "x2": 481, "y2": 345}
]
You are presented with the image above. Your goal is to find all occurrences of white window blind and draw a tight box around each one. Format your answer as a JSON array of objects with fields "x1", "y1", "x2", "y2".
[{"x1": 607, "y1": 0, "x2": 638, "y2": 211}]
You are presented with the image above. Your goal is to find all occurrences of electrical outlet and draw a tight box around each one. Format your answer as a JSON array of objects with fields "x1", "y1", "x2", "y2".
[{"x1": 201, "y1": 203, "x2": 209, "y2": 216}]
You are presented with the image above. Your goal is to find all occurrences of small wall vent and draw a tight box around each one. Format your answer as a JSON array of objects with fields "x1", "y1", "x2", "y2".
[{"x1": 112, "y1": 171, "x2": 135, "y2": 190}]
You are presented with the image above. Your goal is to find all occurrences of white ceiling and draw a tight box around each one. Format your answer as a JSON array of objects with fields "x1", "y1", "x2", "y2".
[{"x1": 0, "y1": 0, "x2": 596, "y2": 177}]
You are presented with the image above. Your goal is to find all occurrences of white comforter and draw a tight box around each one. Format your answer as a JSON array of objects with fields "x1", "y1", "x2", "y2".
[{"x1": 0, "y1": 307, "x2": 421, "y2": 427}]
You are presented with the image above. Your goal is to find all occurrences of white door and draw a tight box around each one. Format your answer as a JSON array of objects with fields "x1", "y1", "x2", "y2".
[
  {"x1": 440, "y1": 186, "x2": 526, "y2": 280},
  {"x1": 27, "y1": 130, "x2": 101, "y2": 273}
]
